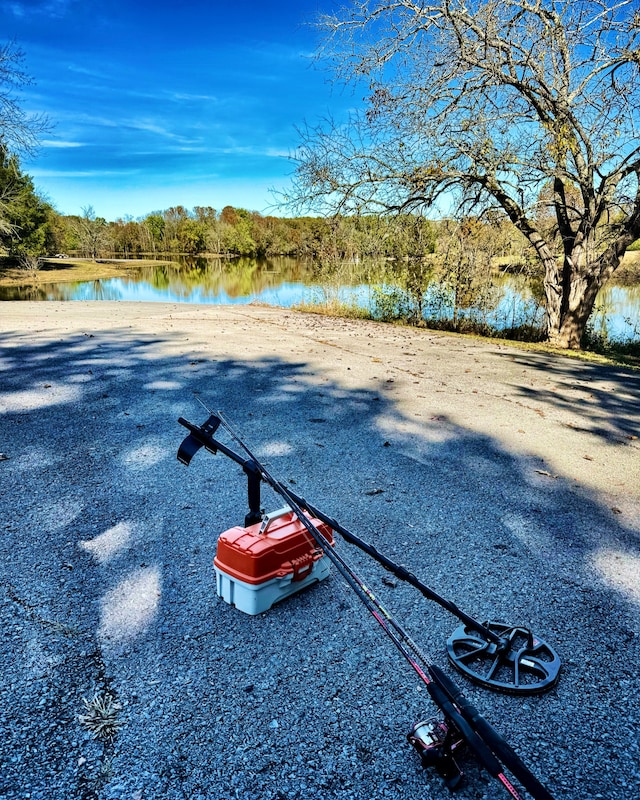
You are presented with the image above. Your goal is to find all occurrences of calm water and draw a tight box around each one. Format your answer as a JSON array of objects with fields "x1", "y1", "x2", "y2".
[{"x1": 2, "y1": 256, "x2": 639, "y2": 343}]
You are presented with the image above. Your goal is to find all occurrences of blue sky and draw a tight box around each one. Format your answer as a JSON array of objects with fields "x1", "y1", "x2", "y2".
[{"x1": 1, "y1": 0, "x2": 350, "y2": 221}]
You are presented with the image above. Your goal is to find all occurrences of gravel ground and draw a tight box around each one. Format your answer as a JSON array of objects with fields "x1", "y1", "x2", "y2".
[{"x1": 1, "y1": 301, "x2": 639, "y2": 800}]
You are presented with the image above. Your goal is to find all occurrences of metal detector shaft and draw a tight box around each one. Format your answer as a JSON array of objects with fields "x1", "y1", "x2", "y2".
[
  {"x1": 286, "y1": 489, "x2": 504, "y2": 646},
  {"x1": 178, "y1": 414, "x2": 499, "y2": 644},
  {"x1": 178, "y1": 413, "x2": 561, "y2": 695}
]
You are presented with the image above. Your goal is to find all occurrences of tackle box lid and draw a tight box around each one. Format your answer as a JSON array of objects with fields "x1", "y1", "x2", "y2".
[{"x1": 214, "y1": 508, "x2": 333, "y2": 585}]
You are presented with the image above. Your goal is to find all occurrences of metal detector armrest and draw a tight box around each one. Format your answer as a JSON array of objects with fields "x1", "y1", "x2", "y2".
[
  {"x1": 177, "y1": 414, "x2": 264, "y2": 526},
  {"x1": 177, "y1": 415, "x2": 221, "y2": 465}
]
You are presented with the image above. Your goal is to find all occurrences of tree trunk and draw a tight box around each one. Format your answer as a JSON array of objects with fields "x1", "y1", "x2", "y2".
[
  {"x1": 544, "y1": 245, "x2": 620, "y2": 349},
  {"x1": 546, "y1": 296, "x2": 597, "y2": 349}
]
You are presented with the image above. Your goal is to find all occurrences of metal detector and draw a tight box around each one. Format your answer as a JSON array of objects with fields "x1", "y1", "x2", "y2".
[{"x1": 176, "y1": 411, "x2": 560, "y2": 799}]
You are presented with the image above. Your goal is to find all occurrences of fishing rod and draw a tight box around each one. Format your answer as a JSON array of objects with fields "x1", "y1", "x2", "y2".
[
  {"x1": 283, "y1": 488, "x2": 560, "y2": 695},
  {"x1": 177, "y1": 411, "x2": 558, "y2": 800}
]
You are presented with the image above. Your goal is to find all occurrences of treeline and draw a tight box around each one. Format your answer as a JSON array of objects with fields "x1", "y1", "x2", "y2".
[
  {"x1": 40, "y1": 204, "x2": 531, "y2": 265},
  {"x1": 48, "y1": 205, "x2": 447, "y2": 261},
  {"x1": 2, "y1": 146, "x2": 632, "y2": 276},
  {"x1": 0, "y1": 152, "x2": 528, "y2": 263}
]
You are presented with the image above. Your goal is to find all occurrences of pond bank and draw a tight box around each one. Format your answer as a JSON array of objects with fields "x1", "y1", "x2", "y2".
[
  {"x1": 0, "y1": 257, "x2": 174, "y2": 287},
  {"x1": 1, "y1": 256, "x2": 638, "y2": 363}
]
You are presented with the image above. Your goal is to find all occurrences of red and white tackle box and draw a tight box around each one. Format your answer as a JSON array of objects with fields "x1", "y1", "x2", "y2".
[{"x1": 213, "y1": 507, "x2": 334, "y2": 615}]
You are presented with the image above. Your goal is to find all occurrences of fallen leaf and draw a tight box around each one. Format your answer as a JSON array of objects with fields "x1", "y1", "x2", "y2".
[
  {"x1": 535, "y1": 469, "x2": 558, "y2": 479},
  {"x1": 583, "y1": 455, "x2": 594, "y2": 461}
]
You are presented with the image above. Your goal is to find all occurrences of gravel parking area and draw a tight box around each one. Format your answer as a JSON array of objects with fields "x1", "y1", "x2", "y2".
[{"x1": 1, "y1": 301, "x2": 639, "y2": 800}]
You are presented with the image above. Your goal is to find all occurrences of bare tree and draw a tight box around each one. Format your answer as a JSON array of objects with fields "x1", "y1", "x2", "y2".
[
  {"x1": 292, "y1": 1, "x2": 640, "y2": 348},
  {"x1": 0, "y1": 41, "x2": 48, "y2": 157},
  {"x1": 74, "y1": 206, "x2": 108, "y2": 259}
]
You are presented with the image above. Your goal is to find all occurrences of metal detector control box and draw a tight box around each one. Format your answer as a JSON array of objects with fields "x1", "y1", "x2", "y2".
[{"x1": 213, "y1": 507, "x2": 334, "y2": 615}]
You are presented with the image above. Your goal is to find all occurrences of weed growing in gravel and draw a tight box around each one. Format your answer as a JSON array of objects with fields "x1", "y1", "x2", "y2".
[{"x1": 78, "y1": 693, "x2": 122, "y2": 739}]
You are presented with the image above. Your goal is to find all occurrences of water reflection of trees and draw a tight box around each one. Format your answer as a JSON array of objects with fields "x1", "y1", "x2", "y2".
[
  {"x1": 590, "y1": 284, "x2": 640, "y2": 343},
  {"x1": 2, "y1": 255, "x2": 638, "y2": 344},
  {"x1": 132, "y1": 256, "x2": 309, "y2": 300}
]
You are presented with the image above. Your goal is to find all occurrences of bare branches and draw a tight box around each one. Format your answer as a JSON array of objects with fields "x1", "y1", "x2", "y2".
[
  {"x1": 297, "y1": 2, "x2": 640, "y2": 226},
  {"x1": 293, "y1": 0, "x2": 640, "y2": 346},
  {"x1": 0, "y1": 40, "x2": 49, "y2": 157}
]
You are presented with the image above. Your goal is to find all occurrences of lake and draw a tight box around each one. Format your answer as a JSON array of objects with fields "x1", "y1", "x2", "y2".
[{"x1": 2, "y1": 255, "x2": 639, "y2": 344}]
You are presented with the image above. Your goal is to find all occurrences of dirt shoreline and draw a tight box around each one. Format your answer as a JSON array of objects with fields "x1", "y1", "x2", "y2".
[{"x1": 0, "y1": 258, "x2": 173, "y2": 287}]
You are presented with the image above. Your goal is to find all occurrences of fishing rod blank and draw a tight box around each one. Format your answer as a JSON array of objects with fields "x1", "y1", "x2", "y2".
[
  {"x1": 177, "y1": 412, "x2": 561, "y2": 696},
  {"x1": 284, "y1": 487, "x2": 560, "y2": 695}
]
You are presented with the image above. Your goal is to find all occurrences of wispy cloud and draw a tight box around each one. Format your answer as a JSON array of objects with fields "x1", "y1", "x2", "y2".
[
  {"x1": 121, "y1": 118, "x2": 193, "y2": 142},
  {"x1": 210, "y1": 144, "x2": 290, "y2": 159},
  {"x1": 41, "y1": 139, "x2": 85, "y2": 148},
  {"x1": 8, "y1": 0, "x2": 75, "y2": 19},
  {"x1": 31, "y1": 168, "x2": 136, "y2": 178},
  {"x1": 66, "y1": 63, "x2": 109, "y2": 79},
  {"x1": 169, "y1": 92, "x2": 220, "y2": 104},
  {"x1": 10, "y1": 0, "x2": 347, "y2": 220}
]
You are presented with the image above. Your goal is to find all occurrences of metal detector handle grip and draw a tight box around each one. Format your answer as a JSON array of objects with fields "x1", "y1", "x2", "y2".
[{"x1": 429, "y1": 665, "x2": 557, "y2": 800}]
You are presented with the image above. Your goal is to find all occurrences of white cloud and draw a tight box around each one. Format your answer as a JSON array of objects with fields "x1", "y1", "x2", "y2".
[
  {"x1": 8, "y1": 0, "x2": 73, "y2": 18},
  {"x1": 41, "y1": 139, "x2": 85, "y2": 149},
  {"x1": 30, "y1": 168, "x2": 135, "y2": 178}
]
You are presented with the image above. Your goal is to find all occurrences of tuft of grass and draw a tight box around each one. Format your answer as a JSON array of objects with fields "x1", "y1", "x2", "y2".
[
  {"x1": 291, "y1": 299, "x2": 372, "y2": 319},
  {"x1": 78, "y1": 692, "x2": 123, "y2": 740}
]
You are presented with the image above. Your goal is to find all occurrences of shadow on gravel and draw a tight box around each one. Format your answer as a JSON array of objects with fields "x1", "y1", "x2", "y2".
[
  {"x1": 1, "y1": 326, "x2": 639, "y2": 800},
  {"x1": 496, "y1": 350, "x2": 640, "y2": 442}
]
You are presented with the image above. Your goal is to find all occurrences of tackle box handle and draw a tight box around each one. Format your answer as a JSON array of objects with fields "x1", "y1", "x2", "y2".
[{"x1": 258, "y1": 506, "x2": 293, "y2": 536}]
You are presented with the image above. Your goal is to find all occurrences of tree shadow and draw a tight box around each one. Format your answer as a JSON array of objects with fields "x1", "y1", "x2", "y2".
[
  {"x1": 0, "y1": 324, "x2": 638, "y2": 799},
  {"x1": 495, "y1": 349, "x2": 640, "y2": 442}
]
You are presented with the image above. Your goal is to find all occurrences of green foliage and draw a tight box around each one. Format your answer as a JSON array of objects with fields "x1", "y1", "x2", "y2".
[
  {"x1": 42, "y1": 204, "x2": 451, "y2": 262},
  {"x1": 178, "y1": 218, "x2": 208, "y2": 254},
  {"x1": 0, "y1": 146, "x2": 51, "y2": 258},
  {"x1": 220, "y1": 209, "x2": 257, "y2": 256},
  {"x1": 371, "y1": 284, "x2": 414, "y2": 322},
  {"x1": 143, "y1": 214, "x2": 165, "y2": 249}
]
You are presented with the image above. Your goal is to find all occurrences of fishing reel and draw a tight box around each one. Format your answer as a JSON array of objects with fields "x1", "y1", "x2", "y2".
[{"x1": 408, "y1": 717, "x2": 465, "y2": 790}]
